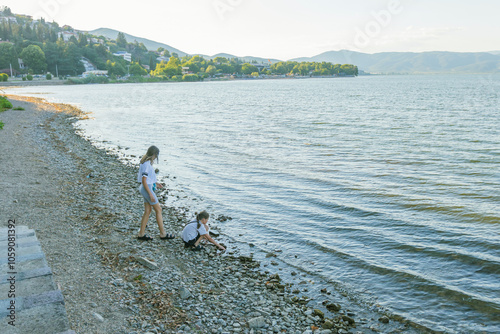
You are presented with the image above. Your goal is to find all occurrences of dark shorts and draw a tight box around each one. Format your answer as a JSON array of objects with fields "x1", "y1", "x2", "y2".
[{"x1": 183, "y1": 233, "x2": 201, "y2": 248}]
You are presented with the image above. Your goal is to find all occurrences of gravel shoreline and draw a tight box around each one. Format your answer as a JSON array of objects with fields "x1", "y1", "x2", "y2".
[{"x1": 0, "y1": 95, "x2": 428, "y2": 334}]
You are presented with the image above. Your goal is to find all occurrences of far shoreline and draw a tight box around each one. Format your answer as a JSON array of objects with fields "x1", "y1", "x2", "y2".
[
  {"x1": 2, "y1": 71, "x2": 496, "y2": 89},
  {"x1": 0, "y1": 73, "x2": 360, "y2": 89}
]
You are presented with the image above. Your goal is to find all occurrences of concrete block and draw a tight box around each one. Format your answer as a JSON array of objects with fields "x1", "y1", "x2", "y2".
[
  {"x1": 0, "y1": 226, "x2": 73, "y2": 333},
  {"x1": 0, "y1": 257, "x2": 48, "y2": 273},
  {"x1": 0, "y1": 270, "x2": 56, "y2": 299},
  {"x1": 0, "y1": 266, "x2": 52, "y2": 283},
  {"x1": 0, "y1": 252, "x2": 46, "y2": 264},
  {"x1": 0, "y1": 228, "x2": 36, "y2": 242},
  {"x1": 0, "y1": 235, "x2": 39, "y2": 248},
  {"x1": 0, "y1": 299, "x2": 71, "y2": 334},
  {"x1": 134, "y1": 256, "x2": 158, "y2": 270}
]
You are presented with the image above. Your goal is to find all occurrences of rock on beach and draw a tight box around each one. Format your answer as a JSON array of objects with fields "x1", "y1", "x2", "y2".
[{"x1": 248, "y1": 316, "x2": 266, "y2": 328}]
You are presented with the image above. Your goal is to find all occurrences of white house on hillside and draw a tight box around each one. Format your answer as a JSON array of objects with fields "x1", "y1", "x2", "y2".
[
  {"x1": 0, "y1": 16, "x2": 17, "y2": 23},
  {"x1": 82, "y1": 70, "x2": 108, "y2": 77},
  {"x1": 156, "y1": 56, "x2": 170, "y2": 63},
  {"x1": 58, "y1": 31, "x2": 78, "y2": 42},
  {"x1": 112, "y1": 51, "x2": 132, "y2": 62},
  {"x1": 80, "y1": 57, "x2": 97, "y2": 72},
  {"x1": 18, "y1": 58, "x2": 25, "y2": 70},
  {"x1": 89, "y1": 37, "x2": 104, "y2": 45}
]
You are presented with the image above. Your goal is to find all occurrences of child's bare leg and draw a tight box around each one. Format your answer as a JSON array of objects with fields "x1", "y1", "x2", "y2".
[
  {"x1": 139, "y1": 202, "x2": 152, "y2": 236},
  {"x1": 152, "y1": 203, "x2": 166, "y2": 237}
]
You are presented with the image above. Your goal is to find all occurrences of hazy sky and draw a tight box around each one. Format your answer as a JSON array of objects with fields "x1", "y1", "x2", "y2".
[{"x1": 3, "y1": 0, "x2": 499, "y2": 60}]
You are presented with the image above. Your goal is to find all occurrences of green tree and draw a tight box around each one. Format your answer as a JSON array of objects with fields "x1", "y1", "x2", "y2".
[
  {"x1": 68, "y1": 35, "x2": 78, "y2": 45},
  {"x1": 271, "y1": 62, "x2": 288, "y2": 75},
  {"x1": 241, "y1": 63, "x2": 258, "y2": 75},
  {"x1": 23, "y1": 24, "x2": 34, "y2": 40},
  {"x1": 95, "y1": 44, "x2": 108, "y2": 58},
  {"x1": 116, "y1": 32, "x2": 127, "y2": 48},
  {"x1": 20, "y1": 45, "x2": 47, "y2": 73},
  {"x1": 340, "y1": 64, "x2": 358, "y2": 76},
  {"x1": 48, "y1": 27, "x2": 58, "y2": 42},
  {"x1": 36, "y1": 24, "x2": 45, "y2": 42},
  {"x1": 106, "y1": 60, "x2": 126, "y2": 76},
  {"x1": 217, "y1": 63, "x2": 234, "y2": 74},
  {"x1": 213, "y1": 57, "x2": 228, "y2": 64},
  {"x1": 129, "y1": 62, "x2": 147, "y2": 76},
  {"x1": 182, "y1": 55, "x2": 205, "y2": 74},
  {"x1": 43, "y1": 42, "x2": 59, "y2": 74},
  {"x1": 149, "y1": 54, "x2": 157, "y2": 71},
  {"x1": 0, "y1": 43, "x2": 18, "y2": 70},
  {"x1": 151, "y1": 57, "x2": 181, "y2": 77},
  {"x1": 58, "y1": 42, "x2": 84, "y2": 75},
  {"x1": 182, "y1": 74, "x2": 199, "y2": 82},
  {"x1": 151, "y1": 61, "x2": 166, "y2": 77},
  {"x1": 81, "y1": 44, "x2": 106, "y2": 70},
  {"x1": 205, "y1": 65, "x2": 217, "y2": 76},
  {"x1": 130, "y1": 41, "x2": 148, "y2": 62},
  {"x1": 1, "y1": 6, "x2": 12, "y2": 16},
  {"x1": 296, "y1": 63, "x2": 310, "y2": 76},
  {"x1": 78, "y1": 33, "x2": 88, "y2": 47},
  {"x1": 165, "y1": 57, "x2": 182, "y2": 76}
]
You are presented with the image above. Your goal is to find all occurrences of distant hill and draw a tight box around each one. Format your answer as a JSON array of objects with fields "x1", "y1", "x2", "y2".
[
  {"x1": 188, "y1": 53, "x2": 281, "y2": 64},
  {"x1": 88, "y1": 29, "x2": 282, "y2": 64},
  {"x1": 208, "y1": 53, "x2": 281, "y2": 64},
  {"x1": 88, "y1": 28, "x2": 500, "y2": 73},
  {"x1": 290, "y1": 50, "x2": 500, "y2": 74},
  {"x1": 88, "y1": 28, "x2": 187, "y2": 56}
]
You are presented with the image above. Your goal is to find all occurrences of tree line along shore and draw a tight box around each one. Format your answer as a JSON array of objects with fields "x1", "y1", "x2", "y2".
[{"x1": 0, "y1": 7, "x2": 358, "y2": 84}]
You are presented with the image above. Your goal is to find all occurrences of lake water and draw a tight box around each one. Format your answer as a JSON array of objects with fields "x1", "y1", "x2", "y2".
[{"x1": 9, "y1": 75, "x2": 500, "y2": 333}]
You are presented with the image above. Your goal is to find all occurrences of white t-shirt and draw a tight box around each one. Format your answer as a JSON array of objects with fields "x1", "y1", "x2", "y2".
[
  {"x1": 137, "y1": 160, "x2": 157, "y2": 185},
  {"x1": 182, "y1": 221, "x2": 208, "y2": 242}
]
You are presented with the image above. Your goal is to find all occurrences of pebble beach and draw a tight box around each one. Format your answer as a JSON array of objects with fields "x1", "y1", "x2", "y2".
[{"x1": 0, "y1": 94, "x2": 426, "y2": 334}]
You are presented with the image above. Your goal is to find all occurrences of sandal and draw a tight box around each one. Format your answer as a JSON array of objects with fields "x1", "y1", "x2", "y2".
[
  {"x1": 137, "y1": 235, "x2": 153, "y2": 241},
  {"x1": 160, "y1": 233, "x2": 175, "y2": 240},
  {"x1": 192, "y1": 245, "x2": 204, "y2": 251}
]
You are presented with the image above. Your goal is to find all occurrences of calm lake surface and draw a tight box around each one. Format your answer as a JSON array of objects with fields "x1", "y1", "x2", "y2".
[{"x1": 10, "y1": 75, "x2": 500, "y2": 333}]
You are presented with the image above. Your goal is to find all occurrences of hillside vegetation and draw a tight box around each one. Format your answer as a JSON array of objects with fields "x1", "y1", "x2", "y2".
[{"x1": 0, "y1": 7, "x2": 357, "y2": 82}]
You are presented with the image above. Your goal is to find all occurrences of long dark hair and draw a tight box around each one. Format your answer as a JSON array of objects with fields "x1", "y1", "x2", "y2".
[
  {"x1": 195, "y1": 210, "x2": 209, "y2": 229},
  {"x1": 140, "y1": 145, "x2": 160, "y2": 165}
]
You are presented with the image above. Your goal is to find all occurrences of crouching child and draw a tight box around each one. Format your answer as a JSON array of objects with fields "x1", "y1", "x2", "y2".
[{"x1": 182, "y1": 210, "x2": 226, "y2": 251}]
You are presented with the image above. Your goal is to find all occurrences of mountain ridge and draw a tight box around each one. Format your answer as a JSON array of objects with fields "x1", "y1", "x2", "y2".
[
  {"x1": 88, "y1": 28, "x2": 500, "y2": 73},
  {"x1": 290, "y1": 50, "x2": 500, "y2": 74},
  {"x1": 89, "y1": 28, "x2": 281, "y2": 64},
  {"x1": 88, "y1": 28, "x2": 187, "y2": 57}
]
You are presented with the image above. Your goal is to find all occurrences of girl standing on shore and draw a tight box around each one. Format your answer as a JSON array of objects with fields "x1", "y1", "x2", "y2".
[
  {"x1": 137, "y1": 145, "x2": 174, "y2": 241},
  {"x1": 182, "y1": 211, "x2": 225, "y2": 251}
]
